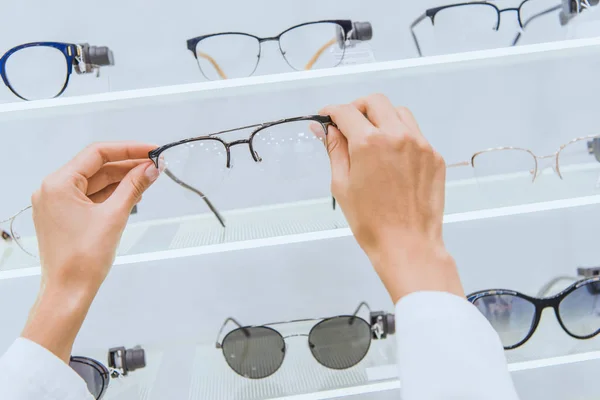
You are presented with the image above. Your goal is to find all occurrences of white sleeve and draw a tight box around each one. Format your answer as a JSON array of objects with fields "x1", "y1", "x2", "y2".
[
  {"x1": 0, "y1": 338, "x2": 94, "y2": 400},
  {"x1": 395, "y1": 291, "x2": 520, "y2": 400}
]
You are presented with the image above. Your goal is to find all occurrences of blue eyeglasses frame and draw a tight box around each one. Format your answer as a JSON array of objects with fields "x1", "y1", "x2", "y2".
[{"x1": 0, "y1": 42, "x2": 77, "y2": 101}]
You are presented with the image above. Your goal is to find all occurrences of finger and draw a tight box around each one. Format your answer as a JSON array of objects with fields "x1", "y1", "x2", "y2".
[
  {"x1": 319, "y1": 104, "x2": 375, "y2": 144},
  {"x1": 64, "y1": 142, "x2": 158, "y2": 179},
  {"x1": 88, "y1": 182, "x2": 119, "y2": 204},
  {"x1": 352, "y1": 94, "x2": 399, "y2": 130},
  {"x1": 106, "y1": 161, "x2": 160, "y2": 215},
  {"x1": 324, "y1": 125, "x2": 350, "y2": 190},
  {"x1": 395, "y1": 106, "x2": 423, "y2": 138},
  {"x1": 87, "y1": 159, "x2": 148, "y2": 196}
]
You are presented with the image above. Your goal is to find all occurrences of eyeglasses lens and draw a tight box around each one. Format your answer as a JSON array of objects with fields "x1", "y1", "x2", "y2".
[
  {"x1": 472, "y1": 148, "x2": 537, "y2": 202},
  {"x1": 558, "y1": 282, "x2": 600, "y2": 338},
  {"x1": 557, "y1": 137, "x2": 600, "y2": 194},
  {"x1": 428, "y1": 4, "x2": 501, "y2": 54},
  {"x1": 159, "y1": 138, "x2": 229, "y2": 199},
  {"x1": 279, "y1": 22, "x2": 345, "y2": 71},
  {"x1": 517, "y1": 0, "x2": 563, "y2": 44},
  {"x1": 308, "y1": 316, "x2": 371, "y2": 369},
  {"x1": 472, "y1": 294, "x2": 536, "y2": 348},
  {"x1": 10, "y1": 206, "x2": 38, "y2": 259},
  {"x1": 194, "y1": 34, "x2": 260, "y2": 80},
  {"x1": 221, "y1": 326, "x2": 285, "y2": 379},
  {"x1": 5, "y1": 45, "x2": 68, "y2": 100},
  {"x1": 251, "y1": 120, "x2": 329, "y2": 182},
  {"x1": 69, "y1": 358, "x2": 106, "y2": 399}
]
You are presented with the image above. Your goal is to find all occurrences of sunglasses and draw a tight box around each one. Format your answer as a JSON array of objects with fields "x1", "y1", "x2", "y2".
[
  {"x1": 69, "y1": 346, "x2": 146, "y2": 399},
  {"x1": 215, "y1": 302, "x2": 395, "y2": 379},
  {"x1": 468, "y1": 276, "x2": 600, "y2": 350}
]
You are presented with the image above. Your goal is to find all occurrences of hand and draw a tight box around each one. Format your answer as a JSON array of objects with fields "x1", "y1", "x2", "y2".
[
  {"x1": 22, "y1": 142, "x2": 160, "y2": 362},
  {"x1": 321, "y1": 94, "x2": 463, "y2": 302}
]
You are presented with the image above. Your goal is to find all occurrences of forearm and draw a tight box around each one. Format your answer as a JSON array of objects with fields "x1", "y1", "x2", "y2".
[
  {"x1": 21, "y1": 280, "x2": 96, "y2": 363},
  {"x1": 368, "y1": 236, "x2": 464, "y2": 303}
]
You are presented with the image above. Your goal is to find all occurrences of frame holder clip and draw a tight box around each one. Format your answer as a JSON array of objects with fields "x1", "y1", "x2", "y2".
[
  {"x1": 370, "y1": 311, "x2": 395, "y2": 340},
  {"x1": 74, "y1": 43, "x2": 115, "y2": 77}
]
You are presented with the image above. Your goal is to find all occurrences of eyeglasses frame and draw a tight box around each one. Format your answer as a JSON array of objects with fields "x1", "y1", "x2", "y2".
[
  {"x1": 409, "y1": 0, "x2": 562, "y2": 57},
  {"x1": 148, "y1": 115, "x2": 334, "y2": 227},
  {"x1": 468, "y1": 275, "x2": 600, "y2": 350},
  {"x1": 0, "y1": 205, "x2": 34, "y2": 257},
  {"x1": 186, "y1": 20, "x2": 354, "y2": 80},
  {"x1": 447, "y1": 134, "x2": 600, "y2": 182},
  {"x1": 0, "y1": 42, "x2": 83, "y2": 101}
]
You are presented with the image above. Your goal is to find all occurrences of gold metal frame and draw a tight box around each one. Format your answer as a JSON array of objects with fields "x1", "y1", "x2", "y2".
[
  {"x1": 448, "y1": 134, "x2": 600, "y2": 182},
  {"x1": 0, "y1": 205, "x2": 35, "y2": 257}
]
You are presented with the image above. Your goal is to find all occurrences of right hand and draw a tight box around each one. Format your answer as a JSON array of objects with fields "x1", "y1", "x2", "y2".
[{"x1": 321, "y1": 94, "x2": 464, "y2": 302}]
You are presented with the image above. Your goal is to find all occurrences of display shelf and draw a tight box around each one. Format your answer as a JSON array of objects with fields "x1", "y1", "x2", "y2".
[
  {"x1": 96, "y1": 339, "x2": 600, "y2": 400},
  {"x1": 3, "y1": 168, "x2": 600, "y2": 277},
  {"x1": 0, "y1": 36, "x2": 598, "y2": 123}
]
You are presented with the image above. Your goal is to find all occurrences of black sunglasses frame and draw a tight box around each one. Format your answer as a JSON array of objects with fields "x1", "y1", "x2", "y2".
[
  {"x1": 468, "y1": 276, "x2": 600, "y2": 350},
  {"x1": 186, "y1": 20, "x2": 353, "y2": 79},
  {"x1": 69, "y1": 356, "x2": 110, "y2": 400},
  {"x1": 148, "y1": 115, "x2": 334, "y2": 227}
]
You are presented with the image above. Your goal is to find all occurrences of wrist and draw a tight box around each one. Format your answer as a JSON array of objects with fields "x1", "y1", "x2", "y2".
[
  {"x1": 367, "y1": 236, "x2": 464, "y2": 303},
  {"x1": 22, "y1": 280, "x2": 96, "y2": 362}
]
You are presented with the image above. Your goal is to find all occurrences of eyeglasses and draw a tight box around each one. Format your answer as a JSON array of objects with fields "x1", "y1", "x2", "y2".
[
  {"x1": 0, "y1": 206, "x2": 36, "y2": 258},
  {"x1": 69, "y1": 346, "x2": 146, "y2": 400},
  {"x1": 214, "y1": 302, "x2": 395, "y2": 379},
  {"x1": 410, "y1": 0, "x2": 562, "y2": 57},
  {"x1": 448, "y1": 135, "x2": 600, "y2": 190},
  {"x1": 0, "y1": 42, "x2": 114, "y2": 101},
  {"x1": 148, "y1": 115, "x2": 334, "y2": 227},
  {"x1": 468, "y1": 276, "x2": 600, "y2": 349},
  {"x1": 186, "y1": 20, "x2": 372, "y2": 81}
]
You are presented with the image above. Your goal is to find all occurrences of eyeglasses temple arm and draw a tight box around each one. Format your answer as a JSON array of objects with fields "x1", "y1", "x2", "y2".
[
  {"x1": 512, "y1": 5, "x2": 562, "y2": 45},
  {"x1": 163, "y1": 168, "x2": 226, "y2": 228},
  {"x1": 215, "y1": 317, "x2": 249, "y2": 348},
  {"x1": 197, "y1": 51, "x2": 228, "y2": 80},
  {"x1": 410, "y1": 14, "x2": 427, "y2": 57},
  {"x1": 447, "y1": 160, "x2": 470, "y2": 168},
  {"x1": 305, "y1": 37, "x2": 338, "y2": 70},
  {"x1": 537, "y1": 275, "x2": 579, "y2": 297}
]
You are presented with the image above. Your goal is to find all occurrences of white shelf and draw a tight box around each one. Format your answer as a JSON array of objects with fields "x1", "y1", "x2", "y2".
[
  {"x1": 0, "y1": 37, "x2": 599, "y2": 123},
  {"x1": 4, "y1": 183, "x2": 600, "y2": 279},
  {"x1": 98, "y1": 339, "x2": 600, "y2": 400}
]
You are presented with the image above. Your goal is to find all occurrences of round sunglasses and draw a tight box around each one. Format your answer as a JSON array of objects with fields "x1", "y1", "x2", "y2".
[
  {"x1": 215, "y1": 303, "x2": 395, "y2": 379},
  {"x1": 468, "y1": 276, "x2": 600, "y2": 349}
]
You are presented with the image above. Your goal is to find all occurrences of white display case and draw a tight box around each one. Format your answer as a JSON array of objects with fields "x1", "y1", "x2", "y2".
[{"x1": 1, "y1": 0, "x2": 600, "y2": 399}]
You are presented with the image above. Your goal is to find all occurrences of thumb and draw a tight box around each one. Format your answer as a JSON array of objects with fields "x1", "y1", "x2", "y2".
[
  {"x1": 324, "y1": 125, "x2": 350, "y2": 187},
  {"x1": 107, "y1": 161, "x2": 160, "y2": 214}
]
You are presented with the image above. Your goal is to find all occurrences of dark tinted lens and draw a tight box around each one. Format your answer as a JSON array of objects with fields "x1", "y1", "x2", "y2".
[
  {"x1": 309, "y1": 316, "x2": 371, "y2": 370},
  {"x1": 69, "y1": 358, "x2": 107, "y2": 399},
  {"x1": 221, "y1": 326, "x2": 285, "y2": 379},
  {"x1": 472, "y1": 294, "x2": 536, "y2": 348},
  {"x1": 559, "y1": 281, "x2": 600, "y2": 338}
]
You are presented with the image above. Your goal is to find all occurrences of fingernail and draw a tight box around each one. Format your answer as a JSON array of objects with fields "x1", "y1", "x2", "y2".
[{"x1": 145, "y1": 163, "x2": 160, "y2": 181}]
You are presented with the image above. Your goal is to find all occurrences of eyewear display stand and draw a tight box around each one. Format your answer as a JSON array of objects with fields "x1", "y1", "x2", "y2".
[{"x1": 1, "y1": 2, "x2": 600, "y2": 399}]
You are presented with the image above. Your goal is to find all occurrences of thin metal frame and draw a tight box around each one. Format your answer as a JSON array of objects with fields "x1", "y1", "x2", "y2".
[
  {"x1": 186, "y1": 20, "x2": 354, "y2": 80},
  {"x1": 409, "y1": 0, "x2": 562, "y2": 57},
  {"x1": 468, "y1": 276, "x2": 600, "y2": 350},
  {"x1": 214, "y1": 302, "x2": 375, "y2": 379},
  {"x1": 0, "y1": 205, "x2": 34, "y2": 257},
  {"x1": 447, "y1": 134, "x2": 600, "y2": 181},
  {"x1": 149, "y1": 115, "x2": 334, "y2": 226}
]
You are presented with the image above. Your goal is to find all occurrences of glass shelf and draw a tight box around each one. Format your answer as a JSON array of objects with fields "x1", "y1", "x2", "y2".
[
  {"x1": 4, "y1": 163, "x2": 600, "y2": 275},
  {"x1": 0, "y1": 37, "x2": 597, "y2": 123}
]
